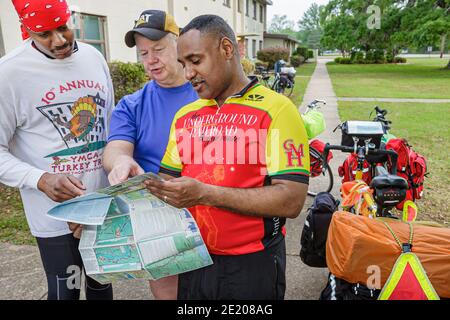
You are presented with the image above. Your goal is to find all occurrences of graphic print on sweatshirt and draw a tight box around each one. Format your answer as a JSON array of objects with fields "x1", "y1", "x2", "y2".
[{"x1": 36, "y1": 81, "x2": 107, "y2": 175}]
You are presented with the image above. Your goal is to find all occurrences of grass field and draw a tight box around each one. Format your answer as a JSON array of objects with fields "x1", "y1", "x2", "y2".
[
  {"x1": 327, "y1": 58, "x2": 450, "y2": 99},
  {"x1": 339, "y1": 101, "x2": 450, "y2": 225},
  {"x1": 0, "y1": 184, "x2": 35, "y2": 245}
]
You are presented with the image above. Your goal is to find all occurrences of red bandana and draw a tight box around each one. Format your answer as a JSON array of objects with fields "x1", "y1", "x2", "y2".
[{"x1": 12, "y1": 0, "x2": 71, "y2": 40}]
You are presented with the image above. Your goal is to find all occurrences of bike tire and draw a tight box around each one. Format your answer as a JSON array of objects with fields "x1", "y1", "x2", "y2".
[
  {"x1": 273, "y1": 80, "x2": 294, "y2": 98},
  {"x1": 284, "y1": 82, "x2": 294, "y2": 97},
  {"x1": 308, "y1": 153, "x2": 334, "y2": 197},
  {"x1": 271, "y1": 79, "x2": 279, "y2": 93}
]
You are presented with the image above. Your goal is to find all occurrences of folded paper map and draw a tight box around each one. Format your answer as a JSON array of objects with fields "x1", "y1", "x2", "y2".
[{"x1": 47, "y1": 173, "x2": 212, "y2": 284}]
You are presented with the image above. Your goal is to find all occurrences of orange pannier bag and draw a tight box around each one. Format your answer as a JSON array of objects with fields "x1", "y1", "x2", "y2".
[{"x1": 326, "y1": 211, "x2": 450, "y2": 298}]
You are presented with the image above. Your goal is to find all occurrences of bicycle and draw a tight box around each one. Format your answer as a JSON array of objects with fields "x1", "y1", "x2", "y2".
[
  {"x1": 257, "y1": 67, "x2": 295, "y2": 97},
  {"x1": 322, "y1": 105, "x2": 412, "y2": 217},
  {"x1": 322, "y1": 142, "x2": 405, "y2": 218},
  {"x1": 302, "y1": 100, "x2": 334, "y2": 197},
  {"x1": 317, "y1": 111, "x2": 434, "y2": 300},
  {"x1": 273, "y1": 72, "x2": 295, "y2": 97}
]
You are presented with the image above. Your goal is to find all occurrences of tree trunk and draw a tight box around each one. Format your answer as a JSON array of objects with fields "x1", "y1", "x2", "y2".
[
  {"x1": 440, "y1": 34, "x2": 447, "y2": 59},
  {"x1": 447, "y1": 59, "x2": 450, "y2": 69}
]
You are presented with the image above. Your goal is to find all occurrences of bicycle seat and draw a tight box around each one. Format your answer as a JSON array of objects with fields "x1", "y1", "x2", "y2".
[
  {"x1": 370, "y1": 174, "x2": 408, "y2": 189},
  {"x1": 370, "y1": 167, "x2": 408, "y2": 190}
]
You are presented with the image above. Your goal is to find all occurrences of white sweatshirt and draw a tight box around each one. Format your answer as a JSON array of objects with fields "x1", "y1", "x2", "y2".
[{"x1": 0, "y1": 41, "x2": 114, "y2": 238}]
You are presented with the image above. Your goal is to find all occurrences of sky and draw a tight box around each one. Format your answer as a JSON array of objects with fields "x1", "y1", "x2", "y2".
[{"x1": 267, "y1": 0, "x2": 330, "y2": 29}]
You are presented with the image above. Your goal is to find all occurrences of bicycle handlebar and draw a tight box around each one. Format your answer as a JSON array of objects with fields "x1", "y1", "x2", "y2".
[
  {"x1": 306, "y1": 99, "x2": 326, "y2": 111},
  {"x1": 322, "y1": 144, "x2": 398, "y2": 175},
  {"x1": 375, "y1": 106, "x2": 387, "y2": 117},
  {"x1": 372, "y1": 106, "x2": 392, "y2": 131}
]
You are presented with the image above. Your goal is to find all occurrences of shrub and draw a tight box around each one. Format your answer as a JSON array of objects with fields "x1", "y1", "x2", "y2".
[
  {"x1": 295, "y1": 47, "x2": 309, "y2": 61},
  {"x1": 334, "y1": 57, "x2": 342, "y2": 64},
  {"x1": 373, "y1": 49, "x2": 386, "y2": 64},
  {"x1": 354, "y1": 51, "x2": 365, "y2": 64},
  {"x1": 339, "y1": 57, "x2": 353, "y2": 64},
  {"x1": 241, "y1": 58, "x2": 256, "y2": 75},
  {"x1": 386, "y1": 52, "x2": 394, "y2": 63},
  {"x1": 109, "y1": 61, "x2": 148, "y2": 104},
  {"x1": 394, "y1": 57, "x2": 407, "y2": 63},
  {"x1": 365, "y1": 50, "x2": 374, "y2": 64},
  {"x1": 257, "y1": 47, "x2": 290, "y2": 70},
  {"x1": 255, "y1": 60, "x2": 269, "y2": 69},
  {"x1": 290, "y1": 55, "x2": 305, "y2": 67},
  {"x1": 308, "y1": 50, "x2": 314, "y2": 59}
]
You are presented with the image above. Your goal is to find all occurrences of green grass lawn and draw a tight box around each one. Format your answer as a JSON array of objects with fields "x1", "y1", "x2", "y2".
[
  {"x1": 338, "y1": 101, "x2": 450, "y2": 225},
  {"x1": 290, "y1": 62, "x2": 317, "y2": 106},
  {"x1": 0, "y1": 184, "x2": 35, "y2": 245},
  {"x1": 328, "y1": 58, "x2": 450, "y2": 99}
]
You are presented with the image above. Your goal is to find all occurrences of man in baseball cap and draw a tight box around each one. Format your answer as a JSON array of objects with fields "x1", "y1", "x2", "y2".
[
  {"x1": 103, "y1": 9, "x2": 198, "y2": 299},
  {"x1": 125, "y1": 10, "x2": 180, "y2": 47}
]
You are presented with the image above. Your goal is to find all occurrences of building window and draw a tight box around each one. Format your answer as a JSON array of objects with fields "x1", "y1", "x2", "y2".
[
  {"x1": 223, "y1": 0, "x2": 230, "y2": 7},
  {"x1": 74, "y1": 13, "x2": 108, "y2": 59},
  {"x1": 246, "y1": 0, "x2": 250, "y2": 16},
  {"x1": 253, "y1": 0, "x2": 257, "y2": 20},
  {"x1": 252, "y1": 39, "x2": 256, "y2": 58},
  {"x1": 259, "y1": 40, "x2": 263, "y2": 52},
  {"x1": 237, "y1": 0, "x2": 242, "y2": 13},
  {"x1": 260, "y1": 5, "x2": 264, "y2": 23}
]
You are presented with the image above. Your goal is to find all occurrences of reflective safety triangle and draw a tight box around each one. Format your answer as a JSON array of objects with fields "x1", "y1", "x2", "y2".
[
  {"x1": 402, "y1": 200, "x2": 418, "y2": 222},
  {"x1": 379, "y1": 252, "x2": 440, "y2": 300}
]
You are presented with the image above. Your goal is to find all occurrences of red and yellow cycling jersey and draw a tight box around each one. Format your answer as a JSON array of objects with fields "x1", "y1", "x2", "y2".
[{"x1": 160, "y1": 78, "x2": 310, "y2": 255}]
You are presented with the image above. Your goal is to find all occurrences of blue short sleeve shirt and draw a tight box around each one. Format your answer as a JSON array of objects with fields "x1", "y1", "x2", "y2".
[{"x1": 108, "y1": 80, "x2": 198, "y2": 173}]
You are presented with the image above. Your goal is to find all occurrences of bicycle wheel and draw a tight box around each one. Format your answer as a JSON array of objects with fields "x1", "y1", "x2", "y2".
[
  {"x1": 284, "y1": 81, "x2": 294, "y2": 97},
  {"x1": 308, "y1": 149, "x2": 334, "y2": 197},
  {"x1": 308, "y1": 165, "x2": 333, "y2": 197},
  {"x1": 274, "y1": 79, "x2": 294, "y2": 97}
]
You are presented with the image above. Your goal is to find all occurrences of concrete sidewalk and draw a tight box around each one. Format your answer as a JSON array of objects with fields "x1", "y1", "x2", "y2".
[{"x1": 0, "y1": 58, "x2": 343, "y2": 300}]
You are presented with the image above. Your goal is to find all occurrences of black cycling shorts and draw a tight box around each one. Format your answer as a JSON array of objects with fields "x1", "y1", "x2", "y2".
[{"x1": 178, "y1": 239, "x2": 286, "y2": 300}]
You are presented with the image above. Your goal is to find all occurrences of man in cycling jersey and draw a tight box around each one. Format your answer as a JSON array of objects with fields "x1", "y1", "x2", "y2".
[{"x1": 145, "y1": 15, "x2": 310, "y2": 300}]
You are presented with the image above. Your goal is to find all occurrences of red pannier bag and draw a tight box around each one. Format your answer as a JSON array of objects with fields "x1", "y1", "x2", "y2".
[
  {"x1": 338, "y1": 153, "x2": 372, "y2": 185},
  {"x1": 386, "y1": 138, "x2": 427, "y2": 209},
  {"x1": 309, "y1": 139, "x2": 333, "y2": 177}
]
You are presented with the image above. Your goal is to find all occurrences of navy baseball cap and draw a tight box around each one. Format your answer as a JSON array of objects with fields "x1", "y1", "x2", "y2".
[{"x1": 125, "y1": 10, "x2": 180, "y2": 47}]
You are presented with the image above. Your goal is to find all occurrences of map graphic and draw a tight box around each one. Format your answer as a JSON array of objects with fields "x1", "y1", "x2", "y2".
[
  {"x1": 95, "y1": 215, "x2": 133, "y2": 246},
  {"x1": 37, "y1": 93, "x2": 107, "y2": 157},
  {"x1": 47, "y1": 173, "x2": 213, "y2": 284},
  {"x1": 95, "y1": 245, "x2": 141, "y2": 272}
]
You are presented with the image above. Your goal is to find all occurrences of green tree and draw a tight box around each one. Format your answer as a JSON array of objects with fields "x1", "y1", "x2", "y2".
[
  {"x1": 408, "y1": 1, "x2": 449, "y2": 59},
  {"x1": 320, "y1": 0, "x2": 449, "y2": 67},
  {"x1": 268, "y1": 14, "x2": 296, "y2": 35},
  {"x1": 298, "y1": 3, "x2": 324, "y2": 49},
  {"x1": 320, "y1": 0, "x2": 359, "y2": 57}
]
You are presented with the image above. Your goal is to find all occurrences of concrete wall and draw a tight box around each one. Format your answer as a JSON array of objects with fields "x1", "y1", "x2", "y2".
[{"x1": 172, "y1": 0, "x2": 235, "y2": 29}]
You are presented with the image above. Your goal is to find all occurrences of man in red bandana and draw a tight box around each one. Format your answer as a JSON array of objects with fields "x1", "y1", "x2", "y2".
[
  {"x1": 0, "y1": 0, "x2": 114, "y2": 300},
  {"x1": 12, "y1": 0, "x2": 74, "y2": 59}
]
